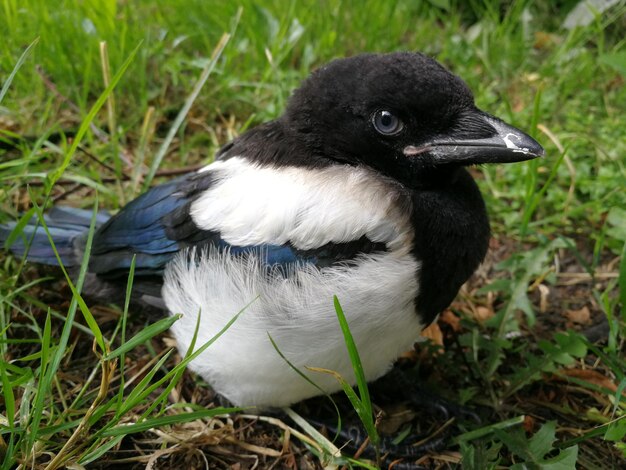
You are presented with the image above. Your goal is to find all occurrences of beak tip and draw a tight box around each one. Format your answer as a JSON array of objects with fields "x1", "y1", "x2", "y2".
[
  {"x1": 530, "y1": 143, "x2": 545, "y2": 160},
  {"x1": 525, "y1": 144, "x2": 545, "y2": 160}
]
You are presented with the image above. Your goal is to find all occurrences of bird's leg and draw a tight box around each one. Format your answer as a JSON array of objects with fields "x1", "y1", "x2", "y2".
[
  {"x1": 369, "y1": 367, "x2": 481, "y2": 424},
  {"x1": 303, "y1": 415, "x2": 441, "y2": 468},
  {"x1": 295, "y1": 366, "x2": 481, "y2": 465}
]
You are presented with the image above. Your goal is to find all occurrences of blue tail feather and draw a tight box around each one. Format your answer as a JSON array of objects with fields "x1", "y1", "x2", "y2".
[{"x1": 0, "y1": 208, "x2": 111, "y2": 267}]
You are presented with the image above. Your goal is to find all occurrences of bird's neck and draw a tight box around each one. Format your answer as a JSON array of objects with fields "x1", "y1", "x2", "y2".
[{"x1": 409, "y1": 168, "x2": 490, "y2": 323}]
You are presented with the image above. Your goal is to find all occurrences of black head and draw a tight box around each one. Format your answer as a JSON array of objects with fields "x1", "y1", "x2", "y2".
[{"x1": 283, "y1": 52, "x2": 543, "y2": 187}]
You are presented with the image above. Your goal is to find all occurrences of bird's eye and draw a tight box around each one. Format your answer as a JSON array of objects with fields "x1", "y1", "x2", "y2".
[{"x1": 372, "y1": 110, "x2": 403, "y2": 136}]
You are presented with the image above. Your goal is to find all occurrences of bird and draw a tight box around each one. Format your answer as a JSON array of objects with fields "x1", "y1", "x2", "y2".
[{"x1": 1, "y1": 52, "x2": 544, "y2": 409}]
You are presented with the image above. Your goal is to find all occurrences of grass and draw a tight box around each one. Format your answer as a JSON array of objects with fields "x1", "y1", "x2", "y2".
[{"x1": 1, "y1": 0, "x2": 625, "y2": 468}]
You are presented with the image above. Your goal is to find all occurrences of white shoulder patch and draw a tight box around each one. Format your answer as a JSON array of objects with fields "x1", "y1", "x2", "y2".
[{"x1": 190, "y1": 157, "x2": 412, "y2": 251}]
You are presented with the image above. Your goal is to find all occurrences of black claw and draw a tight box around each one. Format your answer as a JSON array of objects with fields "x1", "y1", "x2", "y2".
[
  {"x1": 344, "y1": 424, "x2": 367, "y2": 443},
  {"x1": 374, "y1": 367, "x2": 481, "y2": 425},
  {"x1": 288, "y1": 366, "x2": 482, "y2": 465},
  {"x1": 304, "y1": 416, "x2": 448, "y2": 463}
]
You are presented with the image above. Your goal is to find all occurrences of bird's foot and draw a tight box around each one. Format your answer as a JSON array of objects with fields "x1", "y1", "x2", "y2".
[
  {"x1": 301, "y1": 368, "x2": 482, "y2": 466},
  {"x1": 370, "y1": 367, "x2": 481, "y2": 424},
  {"x1": 305, "y1": 416, "x2": 441, "y2": 469}
]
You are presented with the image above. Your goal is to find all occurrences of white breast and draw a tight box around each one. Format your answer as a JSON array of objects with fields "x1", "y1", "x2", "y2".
[
  {"x1": 163, "y1": 158, "x2": 423, "y2": 408},
  {"x1": 164, "y1": 249, "x2": 422, "y2": 408}
]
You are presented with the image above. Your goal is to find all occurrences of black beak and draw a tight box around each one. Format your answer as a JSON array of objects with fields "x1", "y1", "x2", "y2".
[{"x1": 404, "y1": 111, "x2": 544, "y2": 164}]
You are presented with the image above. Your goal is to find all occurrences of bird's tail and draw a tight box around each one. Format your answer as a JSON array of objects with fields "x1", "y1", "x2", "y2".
[{"x1": 0, "y1": 207, "x2": 110, "y2": 267}]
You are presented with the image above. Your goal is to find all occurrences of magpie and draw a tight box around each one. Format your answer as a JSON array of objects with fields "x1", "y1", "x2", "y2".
[{"x1": 2, "y1": 52, "x2": 543, "y2": 409}]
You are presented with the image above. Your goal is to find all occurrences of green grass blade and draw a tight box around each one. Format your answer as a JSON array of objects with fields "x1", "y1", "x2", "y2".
[
  {"x1": 268, "y1": 333, "x2": 343, "y2": 441},
  {"x1": 115, "y1": 254, "x2": 135, "y2": 410},
  {"x1": 332, "y1": 296, "x2": 378, "y2": 445},
  {"x1": 116, "y1": 349, "x2": 175, "y2": 416},
  {"x1": 114, "y1": 298, "x2": 253, "y2": 424},
  {"x1": 78, "y1": 435, "x2": 125, "y2": 465},
  {"x1": 40, "y1": 309, "x2": 51, "y2": 378},
  {"x1": 101, "y1": 408, "x2": 239, "y2": 437},
  {"x1": 557, "y1": 420, "x2": 618, "y2": 448},
  {"x1": 0, "y1": 37, "x2": 39, "y2": 104},
  {"x1": 307, "y1": 365, "x2": 365, "y2": 420},
  {"x1": 132, "y1": 307, "x2": 208, "y2": 419},
  {"x1": 0, "y1": 361, "x2": 15, "y2": 428},
  {"x1": 612, "y1": 377, "x2": 626, "y2": 418},
  {"x1": 0, "y1": 359, "x2": 17, "y2": 469},
  {"x1": 104, "y1": 314, "x2": 181, "y2": 361},
  {"x1": 37, "y1": 418, "x2": 83, "y2": 437},
  {"x1": 32, "y1": 198, "x2": 105, "y2": 352},
  {"x1": 453, "y1": 415, "x2": 526, "y2": 443},
  {"x1": 176, "y1": 297, "x2": 255, "y2": 368},
  {"x1": 47, "y1": 41, "x2": 142, "y2": 189},
  {"x1": 142, "y1": 33, "x2": 231, "y2": 190},
  {"x1": 283, "y1": 407, "x2": 343, "y2": 459},
  {"x1": 333, "y1": 297, "x2": 369, "y2": 402},
  {"x1": 618, "y1": 241, "x2": 626, "y2": 322},
  {"x1": 122, "y1": 310, "x2": 207, "y2": 419},
  {"x1": 2, "y1": 207, "x2": 36, "y2": 250},
  {"x1": 24, "y1": 195, "x2": 101, "y2": 452}
]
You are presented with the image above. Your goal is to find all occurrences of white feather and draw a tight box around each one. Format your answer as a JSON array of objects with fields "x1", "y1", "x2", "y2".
[
  {"x1": 163, "y1": 157, "x2": 423, "y2": 408},
  {"x1": 191, "y1": 158, "x2": 413, "y2": 251},
  {"x1": 164, "y1": 248, "x2": 422, "y2": 408}
]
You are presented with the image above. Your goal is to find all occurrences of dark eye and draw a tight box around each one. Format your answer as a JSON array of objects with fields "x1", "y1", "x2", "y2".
[{"x1": 372, "y1": 110, "x2": 403, "y2": 135}]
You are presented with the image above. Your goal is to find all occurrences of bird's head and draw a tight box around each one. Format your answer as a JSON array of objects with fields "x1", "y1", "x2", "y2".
[{"x1": 284, "y1": 52, "x2": 544, "y2": 187}]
